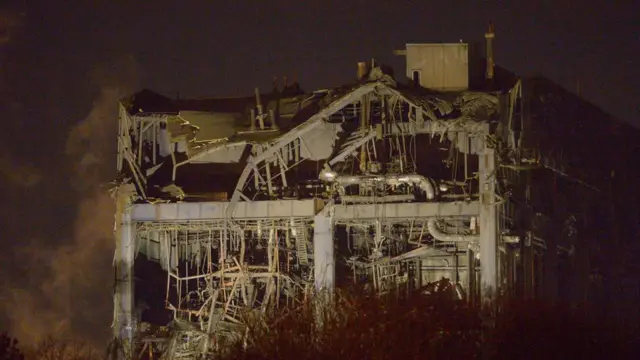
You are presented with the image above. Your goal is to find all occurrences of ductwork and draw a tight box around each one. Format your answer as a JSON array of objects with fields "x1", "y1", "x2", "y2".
[
  {"x1": 427, "y1": 218, "x2": 479, "y2": 242},
  {"x1": 333, "y1": 174, "x2": 436, "y2": 200}
]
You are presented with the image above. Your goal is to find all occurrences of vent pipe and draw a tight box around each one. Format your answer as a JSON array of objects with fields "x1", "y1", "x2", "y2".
[
  {"x1": 357, "y1": 62, "x2": 369, "y2": 81},
  {"x1": 485, "y1": 22, "x2": 495, "y2": 84},
  {"x1": 254, "y1": 87, "x2": 264, "y2": 130}
]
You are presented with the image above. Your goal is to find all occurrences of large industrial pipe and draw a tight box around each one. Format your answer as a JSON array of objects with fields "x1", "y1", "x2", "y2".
[
  {"x1": 427, "y1": 218, "x2": 479, "y2": 242},
  {"x1": 333, "y1": 174, "x2": 436, "y2": 200}
]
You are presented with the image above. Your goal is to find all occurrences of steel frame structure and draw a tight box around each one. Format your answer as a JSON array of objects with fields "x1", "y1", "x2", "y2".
[{"x1": 111, "y1": 77, "x2": 523, "y2": 359}]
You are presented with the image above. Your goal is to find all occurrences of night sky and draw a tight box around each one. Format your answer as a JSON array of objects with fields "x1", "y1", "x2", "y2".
[{"x1": 0, "y1": 0, "x2": 638, "y2": 347}]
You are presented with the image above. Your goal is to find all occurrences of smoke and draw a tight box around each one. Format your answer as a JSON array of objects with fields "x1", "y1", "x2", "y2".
[
  {"x1": 0, "y1": 4, "x2": 33, "y2": 187},
  {"x1": 2, "y1": 55, "x2": 138, "y2": 347},
  {"x1": 0, "y1": 6, "x2": 25, "y2": 46},
  {"x1": 0, "y1": 155, "x2": 41, "y2": 188}
]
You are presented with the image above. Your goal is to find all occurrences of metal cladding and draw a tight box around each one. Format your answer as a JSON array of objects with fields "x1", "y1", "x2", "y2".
[{"x1": 110, "y1": 50, "x2": 640, "y2": 358}]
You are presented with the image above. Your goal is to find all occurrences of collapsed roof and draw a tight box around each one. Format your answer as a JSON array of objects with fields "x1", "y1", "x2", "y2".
[{"x1": 117, "y1": 67, "x2": 508, "y2": 202}]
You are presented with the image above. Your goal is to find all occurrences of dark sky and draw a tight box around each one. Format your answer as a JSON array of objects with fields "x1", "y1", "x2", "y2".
[
  {"x1": 0, "y1": 0, "x2": 638, "y2": 346},
  {"x1": 7, "y1": 0, "x2": 640, "y2": 127}
]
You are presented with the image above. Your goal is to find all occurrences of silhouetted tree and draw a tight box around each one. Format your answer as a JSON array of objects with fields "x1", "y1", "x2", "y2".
[
  {"x1": 0, "y1": 333, "x2": 24, "y2": 360},
  {"x1": 27, "y1": 337, "x2": 101, "y2": 360}
]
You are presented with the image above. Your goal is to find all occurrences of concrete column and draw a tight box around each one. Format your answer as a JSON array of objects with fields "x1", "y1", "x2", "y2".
[
  {"x1": 506, "y1": 248, "x2": 516, "y2": 298},
  {"x1": 524, "y1": 232, "x2": 534, "y2": 299},
  {"x1": 543, "y1": 228, "x2": 558, "y2": 301},
  {"x1": 479, "y1": 147, "x2": 498, "y2": 303},
  {"x1": 467, "y1": 249, "x2": 477, "y2": 304},
  {"x1": 113, "y1": 188, "x2": 136, "y2": 359},
  {"x1": 313, "y1": 212, "x2": 334, "y2": 292}
]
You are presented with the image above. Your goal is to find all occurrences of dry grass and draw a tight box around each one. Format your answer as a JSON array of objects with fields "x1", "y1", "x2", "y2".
[
  {"x1": 5, "y1": 280, "x2": 637, "y2": 360},
  {"x1": 21, "y1": 337, "x2": 101, "y2": 360}
]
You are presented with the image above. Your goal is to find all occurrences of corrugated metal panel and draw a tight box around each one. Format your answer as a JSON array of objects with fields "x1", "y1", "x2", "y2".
[{"x1": 405, "y1": 43, "x2": 469, "y2": 91}]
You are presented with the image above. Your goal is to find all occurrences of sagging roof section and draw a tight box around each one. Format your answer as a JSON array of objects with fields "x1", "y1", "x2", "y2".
[{"x1": 116, "y1": 67, "x2": 504, "y2": 203}]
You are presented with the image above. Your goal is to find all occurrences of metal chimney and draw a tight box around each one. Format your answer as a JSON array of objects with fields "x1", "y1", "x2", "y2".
[
  {"x1": 485, "y1": 22, "x2": 495, "y2": 83},
  {"x1": 254, "y1": 87, "x2": 264, "y2": 130},
  {"x1": 357, "y1": 62, "x2": 369, "y2": 81}
]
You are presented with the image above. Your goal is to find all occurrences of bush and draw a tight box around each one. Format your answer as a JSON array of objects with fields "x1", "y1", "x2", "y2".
[
  {"x1": 23, "y1": 337, "x2": 101, "y2": 360},
  {"x1": 220, "y1": 279, "x2": 481, "y2": 360},
  {"x1": 216, "y1": 280, "x2": 638, "y2": 360},
  {"x1": 1, "y1": 333, "x2": 24, "y2": 360}
]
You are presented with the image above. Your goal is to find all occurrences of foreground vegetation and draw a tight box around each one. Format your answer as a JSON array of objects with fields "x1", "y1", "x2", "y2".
[
  {"x1": 220, "y1": 280, "x2": 638, "y2": 360},
  {"x1": 3, "y1": 281, "x2": 638, "y2": 359},
  {"x1": 0, "y1": 334, "x2": 100, "y2": 360}
]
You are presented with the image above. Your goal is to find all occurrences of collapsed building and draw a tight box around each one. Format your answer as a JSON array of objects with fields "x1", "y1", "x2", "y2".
[{"x1": 111, "y1": 26, "x2": 640, "y2": 359}]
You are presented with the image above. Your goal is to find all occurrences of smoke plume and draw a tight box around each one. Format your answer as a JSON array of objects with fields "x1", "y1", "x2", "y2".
[
  {"x1": 0, "y1": 5, "x2": 25, "y2": 46},
  {"x1": 0, "y1": 4, "x2": 33, "y2": 187},
  {"x1": 0, "y1": 155, "x2": 41, "y2": 188},
  {"x1": 3, "y1": 55, "x2": 138, "y2": 347}
]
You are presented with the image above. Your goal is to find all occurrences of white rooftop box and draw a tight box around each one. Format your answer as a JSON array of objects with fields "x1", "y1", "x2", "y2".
[{"x1": 396, "y1": 43, "x2": 469, "y2": 91}]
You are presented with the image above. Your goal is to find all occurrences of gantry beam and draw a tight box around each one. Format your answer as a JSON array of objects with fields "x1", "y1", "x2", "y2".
[
  {"x1": 333, "y1": 201, "x2": 479, "y2": 220},
  {"x1": 130, "y1": 200, "x2": 479, "y2": 222},
  {"x1": 130, "y1": 199, "x2": 325, "y2": 221}
]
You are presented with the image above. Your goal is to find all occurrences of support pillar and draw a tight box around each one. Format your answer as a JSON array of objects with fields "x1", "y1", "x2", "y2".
[
  {"x1": 467, "y1": 249, "x2": 477, "y2": 304},
  {"x1": 313, "y1": 211, "x2": 334, "y2": 292},
  {"x1": 543, "y1": 230, "x2": 558, "y2": 301},
  {"x1": 524, "y1": 232, "x2": 534, "y2": 299},
  {"x1": 479, "y1": 147, "x2": 498, "y2": 303},
  {"x1": 113, "y1": 186, "x2": 136, "y2": 360},
  {"x1": 505, "y1": 248, "x2": 516, "y2": 298}
]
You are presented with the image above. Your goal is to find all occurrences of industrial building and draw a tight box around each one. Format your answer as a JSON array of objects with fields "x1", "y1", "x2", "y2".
[{"x1": 111, "y1": 26, "x2": 640, "y2": 358}]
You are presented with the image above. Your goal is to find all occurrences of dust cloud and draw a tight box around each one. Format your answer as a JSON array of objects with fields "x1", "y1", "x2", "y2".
[
  {"x1": 0, "y1": 4, "x2": 34, "y2": 187},
  {"x1": 0, "y1": 155, "x2": 41, "y2": 188},
  {"x1": 2, "y1": 56, "x2": 138, "y2": 348},
  {"x1": 0, "y1": 5, "x2": 25, "y2": 46}
]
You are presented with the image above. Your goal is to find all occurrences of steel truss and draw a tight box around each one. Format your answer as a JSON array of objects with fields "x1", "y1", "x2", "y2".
[{"x1": 113, "y1": 79, "x2": 513, "y2": 359}]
